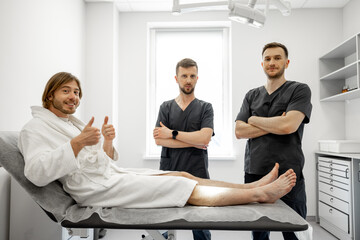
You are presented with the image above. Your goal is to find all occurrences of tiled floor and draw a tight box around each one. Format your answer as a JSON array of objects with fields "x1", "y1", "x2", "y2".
[{"x1": 102, "y1": 220, "x2": 338, "y2": 239}]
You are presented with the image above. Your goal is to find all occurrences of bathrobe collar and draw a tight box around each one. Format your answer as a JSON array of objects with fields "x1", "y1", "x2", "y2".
[{"x1": 31, "y1": 106, "x2": 85, "y2": 139}]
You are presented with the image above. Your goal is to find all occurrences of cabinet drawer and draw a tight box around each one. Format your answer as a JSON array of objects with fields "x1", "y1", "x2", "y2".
[
  {"x1": 319, "y1": 201, "x2": 349, "y2": 233},
  {"x1": 318, "y1": 157, "x2": 350, "y2": 168},
  {"x1": 319, "y1": 181, "x2": 349, "y2": 202},
  {"x1": 319, "y1": 191, "x2": 349, "y2": 214},
  {"x1": 318, "y1": 162, "x2": 350, "y2": 172},
  {"x1": 319, "y1": 175, "x2": 350, "y2": 190},
  {"x1": 318, "y1": 171, "x2": 350, "y2": 185},
  {"x1": 318, "y1": 165, "x2": 350, "y2": 178}
]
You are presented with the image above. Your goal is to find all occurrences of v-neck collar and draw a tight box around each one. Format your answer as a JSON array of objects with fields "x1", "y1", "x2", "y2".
[
  {"x1": 174, "y1": 98, "x2": 197, "y2": 112},
  {"x1": 263, "y1": 81, "x2": 288, "y2": 96}
]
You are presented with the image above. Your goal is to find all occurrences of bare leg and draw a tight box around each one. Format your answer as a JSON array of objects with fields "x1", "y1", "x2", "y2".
[
  {"x1": 162, "y1": 163, "x2": 279, "y2": 190},
  {"x1": 187, "y1": 169, "x2": 296, "y2": 206}
]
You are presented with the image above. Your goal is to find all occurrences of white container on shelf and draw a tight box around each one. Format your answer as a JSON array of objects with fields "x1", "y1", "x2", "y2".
[{"x1": 319, "y1": 140, "x2": 360, "y2": 153}]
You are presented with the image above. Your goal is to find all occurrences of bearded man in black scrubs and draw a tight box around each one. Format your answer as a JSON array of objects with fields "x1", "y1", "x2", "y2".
[
  {"x1": 154, "y1": 58, "x2": 214, "y2": 240},
  {"x1": 235, "y1": 42, "x2": 312, "y2": 240}
]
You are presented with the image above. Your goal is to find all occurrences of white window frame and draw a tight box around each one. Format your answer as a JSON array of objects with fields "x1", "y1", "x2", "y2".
[{"x1": 145, "y1": 21, "x2": 234, "y2": 160}]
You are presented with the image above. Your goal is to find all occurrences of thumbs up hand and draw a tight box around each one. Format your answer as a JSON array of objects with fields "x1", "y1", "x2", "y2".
[
  {"x1": 79, "y1": 117, "x2": 101, "y2": 146},
  {"x1": 71, "y1": 117, "x2": 101, "y2": 156},
  {"x1": 102, "y1": 116, "x2": 116, "y2": 141}
]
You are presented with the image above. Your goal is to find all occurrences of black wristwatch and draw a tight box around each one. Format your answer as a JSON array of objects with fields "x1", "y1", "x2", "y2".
[{"x1": 172, "y1": 130, "x2": 178, "y2": 139}]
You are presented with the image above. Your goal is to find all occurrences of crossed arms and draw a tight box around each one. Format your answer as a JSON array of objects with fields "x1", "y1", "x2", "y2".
[
  {"x1": 235, "y1": 110, "x2": 305, "y2": 139},
  {"x1": 153, "y1": 122, "x2": 213, "y2": 150}
]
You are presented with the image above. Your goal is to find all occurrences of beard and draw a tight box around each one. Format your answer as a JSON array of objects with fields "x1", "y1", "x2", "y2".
[
  {"x1": 180, "y1": 85, "x2": 195, "y2": 95},
  {"x1": 52, "y1": 98, "x2": 77, "y2": 115},
  {"x1": 265, "y1": 65, "x2": 286, "y2": 80}
]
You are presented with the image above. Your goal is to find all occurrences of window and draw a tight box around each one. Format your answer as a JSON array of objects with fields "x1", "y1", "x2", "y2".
[{"x1": 146, "y1": 21, "x2": 233, "y2": 160}]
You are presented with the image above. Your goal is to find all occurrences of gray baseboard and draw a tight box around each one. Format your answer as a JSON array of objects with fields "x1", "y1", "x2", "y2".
[{"x1": 306, "y1": 216, "x2": 316, "y2": 222}]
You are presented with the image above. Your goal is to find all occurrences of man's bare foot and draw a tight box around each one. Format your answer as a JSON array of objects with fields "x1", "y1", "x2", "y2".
[
  {"x1": 256, "y1": 169, "x2": 296, "y2": 203},
  {"x1": 249, "y1": 163, "x2": 279, "y2": 188}
]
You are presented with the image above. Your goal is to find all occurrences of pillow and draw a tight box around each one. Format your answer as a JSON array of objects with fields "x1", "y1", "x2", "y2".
[{"x1": 0, "y1": 131, "x2": 76, "y2": 222}]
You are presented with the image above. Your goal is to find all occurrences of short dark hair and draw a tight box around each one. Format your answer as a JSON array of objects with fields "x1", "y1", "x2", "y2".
[
  {"x1": 176, "y1": 58, "x2": 198, "y2": 75},
  {"x1": 262, "y1": 42, "x2": 288, "y2": 58},
  {"x1": 42, "y1": 72, "x2": 82, "y2": 109}
]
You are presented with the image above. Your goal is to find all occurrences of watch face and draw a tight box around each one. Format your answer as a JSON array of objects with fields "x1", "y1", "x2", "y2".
[{"x1": 172, "y1": 130, "x2": 178, "y2": 139}]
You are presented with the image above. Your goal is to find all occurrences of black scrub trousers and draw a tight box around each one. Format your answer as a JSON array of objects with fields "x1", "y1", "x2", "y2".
[
  {"x1": 236, "y1": 81, "x2": 312, "y2": 240},
  {"x1": 156, "y1": 98, "x2": 214, "y2": 240}
]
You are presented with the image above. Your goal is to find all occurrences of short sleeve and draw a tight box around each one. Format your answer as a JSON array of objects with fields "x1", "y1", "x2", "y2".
[
  {"x1": 236, "y1": 92, "x2": 251, "y2": 123},
  {"x1": 200, "y1": 103, "x2": 214, "y2": 130},
  {"x1": 287, "y1": 84, "x2": 312, "y2": 124},
  {"x1": 155, "y1": 102, "x2": 169, "y2": 127}
]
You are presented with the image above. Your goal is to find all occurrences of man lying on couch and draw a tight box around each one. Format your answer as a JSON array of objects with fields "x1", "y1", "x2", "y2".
[{"x1": 18, "y1": 72, "x2": 296, "y2": 210}]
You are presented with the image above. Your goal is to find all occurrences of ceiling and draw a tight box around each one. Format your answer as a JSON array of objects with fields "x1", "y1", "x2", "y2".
[{"x1": 85, "y1": 0, "x2": 351, "y2": 12}]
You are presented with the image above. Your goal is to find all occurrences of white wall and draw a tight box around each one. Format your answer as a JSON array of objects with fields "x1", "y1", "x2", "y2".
[
  {"x1": 0, "y1": 0, "x2": 85, "y2": 239},
  {"x1": 0, "y1": 0, "x2": 86, "y2": 131},
  {"x1": 9, "y1": 179, "x2": 62, "y2": 240},
  {"x1": 343, "y1": 0, "x2": 360, "y2": 39},
  {"x1": 114, "y1": 9, "x2": 343, "y2": 216},
  {"x1": 343, "y1": 0, "x2": 360, "y2": 140},
  {"x1": 83, "y1": 2, "x2": 120, "y2": 130}
]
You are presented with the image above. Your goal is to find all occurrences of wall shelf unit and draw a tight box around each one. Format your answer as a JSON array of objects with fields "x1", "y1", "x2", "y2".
[{"x1": 319, "y1": 33, "x2": 360, "y2": 101}]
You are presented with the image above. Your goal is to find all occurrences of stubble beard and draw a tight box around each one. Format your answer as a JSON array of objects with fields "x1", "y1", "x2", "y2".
[
  {"x1": 52, "y1": 98, "x2": 77, "y2": 115},
  {"x1": 265, "y1": 65, "x2": 286, "y2": 80},
  {"x1": 180, "y1": 86, "x2": 194, "y2": 95}
]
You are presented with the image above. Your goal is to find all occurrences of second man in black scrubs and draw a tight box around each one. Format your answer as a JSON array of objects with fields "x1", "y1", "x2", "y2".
[{"x1": 235, "y1": 42, "x2": 312, "y2": 240}]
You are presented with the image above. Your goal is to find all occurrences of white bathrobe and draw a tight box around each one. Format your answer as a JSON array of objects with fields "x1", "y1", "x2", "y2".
[{"x1": 18, "y1": 106, "x2": 197, "y2": 208}]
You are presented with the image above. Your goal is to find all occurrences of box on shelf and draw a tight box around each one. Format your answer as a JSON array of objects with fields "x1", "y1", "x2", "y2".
[{"x1": 319, "y1": 140, "x2": 360, "y2": 153}]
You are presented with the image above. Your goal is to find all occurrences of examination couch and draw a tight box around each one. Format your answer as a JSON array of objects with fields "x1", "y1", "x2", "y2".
[{"x1": 0, "y1": 131, "x2": 311, "y2": 240}]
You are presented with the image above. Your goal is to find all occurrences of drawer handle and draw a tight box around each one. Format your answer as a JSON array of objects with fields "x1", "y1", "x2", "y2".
[
  {"x1": 330, "y1": 187, "x2": 334, "y2": 192},
  {"x1": 330, "y1": 198, "x2": 334, "y2": 203},
  {"x1": 329, "y1": 209, "x2": 333, "y2": 214},
  {"x1": 345, "y1": 168, "x2": 349, "y2": 179},
  {"x1": 329, "y1": 168, "x2": 333, "y2": 173},
  {"x1": 330, "y1": 180, "x2": 333, "y2": 184}
]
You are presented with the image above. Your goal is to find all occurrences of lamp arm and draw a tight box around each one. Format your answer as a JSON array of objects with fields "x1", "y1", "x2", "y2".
[
  {"x1": 173, "y1": 0, "x2": 229, "y2": 14},
  {"x1": 271, "y1": 0, "x2": 291, "y2": 16}
]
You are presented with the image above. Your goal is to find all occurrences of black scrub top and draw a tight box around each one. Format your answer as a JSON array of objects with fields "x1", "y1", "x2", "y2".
[
  {"x1": 156, "y1": 98, "x2": 214, "y2": 178},
  {"x1": 236, "y1": 81, "x2": 312, "y2": 178}
]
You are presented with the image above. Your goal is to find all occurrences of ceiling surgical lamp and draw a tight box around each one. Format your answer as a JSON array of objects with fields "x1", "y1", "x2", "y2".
[
  {"x1": 228, "y1": 2, "x2": 266, "y2": 28},
  {"x1": 172, "y1": 0, "x2": 291, "y2": 28}
]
